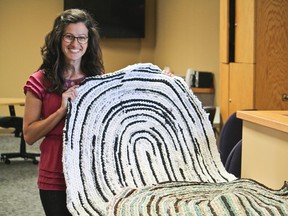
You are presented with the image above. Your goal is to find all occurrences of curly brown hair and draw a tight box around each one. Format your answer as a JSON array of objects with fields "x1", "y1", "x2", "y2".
[{"x1": 39, "y1": 9, "x2": 104, "y2": 94}]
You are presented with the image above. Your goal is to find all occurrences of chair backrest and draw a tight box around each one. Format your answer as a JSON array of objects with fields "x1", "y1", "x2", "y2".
[
  {"x1": 218, "y1": 112, "x2": 242, "y2": 166},
  {"x1": 0, "y1": 116, "x2": 23, "y2": 137},
  {"x1": 225, "y1": 140, "x2": 242, "y2": 178}
]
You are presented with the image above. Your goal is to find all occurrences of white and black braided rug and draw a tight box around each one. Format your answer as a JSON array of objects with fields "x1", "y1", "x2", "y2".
[{"x1": 63, "y1": 63, "x2": 288, "y2": 215}]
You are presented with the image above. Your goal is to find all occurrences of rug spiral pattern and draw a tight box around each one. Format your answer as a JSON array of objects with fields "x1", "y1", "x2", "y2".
[{"x1": 63, "y1": 63, "x2": 288, "y2": 215}]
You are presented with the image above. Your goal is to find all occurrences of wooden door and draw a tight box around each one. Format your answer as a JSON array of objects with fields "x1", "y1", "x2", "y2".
[{"x1": 255, "y1": 0, "x2": 288, "y2": 110}]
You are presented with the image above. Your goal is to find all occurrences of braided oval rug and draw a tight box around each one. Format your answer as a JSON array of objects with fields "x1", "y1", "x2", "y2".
[{"x1": 63, "y1": 63, "x2": 288, "y2": 215}]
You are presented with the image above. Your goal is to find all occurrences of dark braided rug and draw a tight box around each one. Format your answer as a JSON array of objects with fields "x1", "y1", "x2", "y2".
[{"x1": 63, "y1": 63, "x2": 288, "y2": 215}]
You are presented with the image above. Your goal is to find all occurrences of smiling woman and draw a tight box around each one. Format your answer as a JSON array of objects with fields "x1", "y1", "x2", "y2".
[
  {"x1": 22, "y1": 9, "x2": 104, "y2": 216},
  {"x1": 61, "y1": 23, "x2": 89, "y2": 64}
]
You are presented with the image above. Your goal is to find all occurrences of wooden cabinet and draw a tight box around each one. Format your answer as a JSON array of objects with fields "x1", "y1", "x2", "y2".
[
  {"x1": 220, "y1": 0, "x2": 288, "y2": 123},
  {"x1": 220, "y1": 0, "x2": 255, "y2": 64},
  {"x1": 229, "y1": 63, "x2": 254, "y2": 114},
  {"x1": 220, "y1": 0, "x2": 255, "y2": 123}
]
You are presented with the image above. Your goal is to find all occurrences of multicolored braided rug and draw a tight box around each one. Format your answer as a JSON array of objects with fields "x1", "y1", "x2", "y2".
[{"x1": 63, "y1": 63, "x2": 288, "y2": 215}]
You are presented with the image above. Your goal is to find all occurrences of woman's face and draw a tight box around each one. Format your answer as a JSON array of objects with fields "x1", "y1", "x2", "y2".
[{"x1": 61, "y1": 22, "x2": 89, "y2": 64}]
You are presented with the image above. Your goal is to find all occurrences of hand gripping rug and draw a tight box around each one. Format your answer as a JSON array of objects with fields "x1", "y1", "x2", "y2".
[{"x1": 63, "y1": 63, "x2": 288, "y2": 215}]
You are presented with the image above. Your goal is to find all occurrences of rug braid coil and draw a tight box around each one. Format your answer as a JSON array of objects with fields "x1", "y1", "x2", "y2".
[{"x1": 63, "y1": 63, "x2": 288, "y2": 216}]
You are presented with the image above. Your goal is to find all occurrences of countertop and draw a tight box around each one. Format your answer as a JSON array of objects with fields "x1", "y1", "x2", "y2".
[{"x1": 237, "y1": 110, "x2": 288, "y2": 133}]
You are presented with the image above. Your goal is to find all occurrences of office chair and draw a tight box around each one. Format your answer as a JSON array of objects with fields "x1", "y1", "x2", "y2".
[
  {"x1": 0, "y1": 116, "x2": 39, "y2": 164},
  {"x1": 224, "y1": 140, "x2": 242, "y2": 178},
  {"x1": 218, "y1": 112, "x2": 242, "y2": 178}
]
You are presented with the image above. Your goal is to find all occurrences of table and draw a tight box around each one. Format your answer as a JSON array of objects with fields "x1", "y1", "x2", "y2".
[
  {"x1": 0, "y1": 98, "x2": 25, "y2": 116},
  {"x1": 237, "y1": 110, "x2": 288, "y2": 189}
]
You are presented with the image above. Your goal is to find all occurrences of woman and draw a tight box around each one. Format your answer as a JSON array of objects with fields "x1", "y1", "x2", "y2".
[{"x1": 23, "y1": 9, "x2": 104, "y2": 215}]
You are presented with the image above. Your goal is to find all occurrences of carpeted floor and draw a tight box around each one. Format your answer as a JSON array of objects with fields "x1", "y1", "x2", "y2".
[{"x1": 0, "y1": 133, "x2": 44, "y2": 216}]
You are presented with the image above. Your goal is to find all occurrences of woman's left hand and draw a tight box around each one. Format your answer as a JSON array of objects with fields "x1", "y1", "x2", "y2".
[{"x1": 163, "y1": 70, "x2": 173, "y2": 77}]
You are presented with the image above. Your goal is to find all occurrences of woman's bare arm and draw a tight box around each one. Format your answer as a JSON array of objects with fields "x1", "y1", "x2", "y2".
[{"x1": 23, "y1": 85, "x2": 78, "y2": 145}]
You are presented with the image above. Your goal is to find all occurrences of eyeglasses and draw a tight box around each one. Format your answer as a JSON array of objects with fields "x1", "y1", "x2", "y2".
[{"x1": 62, "y1": 34, "x2": 88, "y2": 44}]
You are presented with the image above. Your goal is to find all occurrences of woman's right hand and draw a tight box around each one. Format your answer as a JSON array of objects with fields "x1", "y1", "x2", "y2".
[{"x1": 60, "y1": 85, "x2": 79, "y2": 111}]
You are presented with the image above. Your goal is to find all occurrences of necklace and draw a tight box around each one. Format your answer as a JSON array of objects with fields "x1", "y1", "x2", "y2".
[{"x1": 63, "y1": 77, "x2": 85, "y2": 90}]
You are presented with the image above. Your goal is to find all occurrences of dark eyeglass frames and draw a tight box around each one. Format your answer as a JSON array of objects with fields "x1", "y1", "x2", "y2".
[{"x1": 62, "y1": 34, "x2": 88, "y2": 44}]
